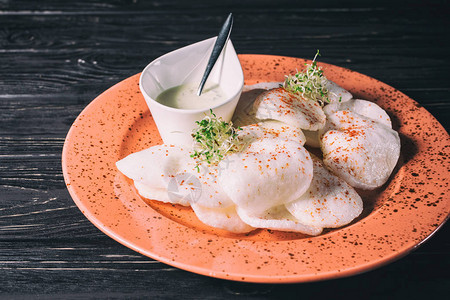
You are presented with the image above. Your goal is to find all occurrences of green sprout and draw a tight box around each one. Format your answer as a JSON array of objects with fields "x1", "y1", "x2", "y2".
[
  {"x1": 190, "y1": 110, "x2": 242, "y2": 169},
  {"x1": 283, "y1": 50, "x2": 330, "y2": 105}
]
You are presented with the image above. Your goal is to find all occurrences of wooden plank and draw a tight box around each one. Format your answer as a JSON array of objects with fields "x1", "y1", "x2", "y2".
[
  {"x1": 0, "y1": 11, "x2": 449, "y2": 95},
  {"x1": 0, "y1": 237, "x2": 447, "y2": 296}
]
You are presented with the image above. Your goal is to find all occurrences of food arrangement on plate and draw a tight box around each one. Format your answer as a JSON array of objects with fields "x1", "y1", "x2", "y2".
[
  {"x1": 58, "y1": 14, "x2": 450, "y2": 283},
  {"x1": 62, "y1": 45, "x2": 449, "y2": 282},
  {"x1": 116, "y1": 50, "x2": 401, "y2": 236}
]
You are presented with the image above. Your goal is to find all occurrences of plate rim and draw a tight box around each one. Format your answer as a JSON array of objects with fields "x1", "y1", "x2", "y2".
[{"x1": 62, "y1": 54, "x2": 450, "y2": 283}]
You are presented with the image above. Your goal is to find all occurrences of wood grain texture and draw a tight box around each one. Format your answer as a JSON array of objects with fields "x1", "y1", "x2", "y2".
[{"x1": 0, "y1": 0, "x2": 449, "y2": 298}]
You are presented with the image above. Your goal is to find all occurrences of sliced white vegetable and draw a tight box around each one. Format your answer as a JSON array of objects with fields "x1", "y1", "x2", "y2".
[
  {"x1": 218, "y1": 137, "x2": 313, "y2": 215},
  {"x1": 286, "y1": 155, "x2": 363, "y2": 228},
  {"x1": 191, "y1": 203, "x2": 255, "y2": 233},
  {"x1": 324, "y1": 98, "x2": 392, "y2": 128},
  {"x1": 320, "y1": 111, "x2": 400, "y2": 190},
  {"x1": 238, "y1": 121, "x2": 306, "y2": 146},
  {"x1": 116, "y1": 144, "x2": 234, "y2": 208},
  {"x1": 253, "y1": 88, "x2": 326, "y2": 131},
  {"x1": 237, "y1": 206, "x2": 322, "y2": 236},
  {"x1": 134, "y1": 181, "x2": 188, "y2": 206},
  {"x1": 325, "y1": 80, "x2": 353, "y2": 103}
]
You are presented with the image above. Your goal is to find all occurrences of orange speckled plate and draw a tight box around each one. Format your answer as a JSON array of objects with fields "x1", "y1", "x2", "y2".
[{"x1": 62, "y1": 55, "x2": 449, "y2": 283}]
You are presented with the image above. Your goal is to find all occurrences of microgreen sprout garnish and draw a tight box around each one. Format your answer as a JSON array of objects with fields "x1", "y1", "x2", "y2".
[
  {"x1": 283, "y1": 50, "x2": 330, "y2": 106},
  {"x1": 190, "y1": 110, "x2": 242, "y2": 169}
]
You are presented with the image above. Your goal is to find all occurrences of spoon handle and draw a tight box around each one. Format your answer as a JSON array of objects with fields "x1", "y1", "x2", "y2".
[{"x1": 197, "y1": 13, "x2": 233, "y2": 96}]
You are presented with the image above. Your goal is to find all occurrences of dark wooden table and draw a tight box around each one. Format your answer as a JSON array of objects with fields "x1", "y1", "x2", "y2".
[{"x1": 1, "y1": 0, "x2": 449, "y2": 298}]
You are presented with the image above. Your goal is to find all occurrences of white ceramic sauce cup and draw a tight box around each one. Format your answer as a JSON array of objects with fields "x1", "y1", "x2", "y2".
[{"x1": 139, "y1": 37, "x2": 244, "y2": 146}]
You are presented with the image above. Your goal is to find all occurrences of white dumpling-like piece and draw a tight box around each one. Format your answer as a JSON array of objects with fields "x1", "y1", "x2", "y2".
[
  {"x1": 191, "y1": 165, "x2": 235, "y2": 208},
  {"x1": 320, "y1": 110, "x2": 400, "y2": 190},
  {"x1": 324, "y1": 99, "x2": 392, "y2": 128},
  {"x1": 116, "y1": 144, "x2": 190, "y2": 189},
  {"x1": 191, "y1": 204, "x2": 255, "y2": 233},
  {"x1": 116, "y1": 144, "x2": 193, "y2": 206},
  {"x1": 237, "y1": 206, "x2": 322, "y2": 236},
  {"x1": 239, "y1": 121, "x2": 306, "y2": 146},
  {"x1": 325, "y1": 80, "x2": 353, "y2": 103},
  {"x1": 253, "y1": 88, "x2": 326, "y2": 131},
  {"x1": 116, "y1": 144, "x2": 234, "y2": 208},
  {"x1": 285, "y1": 156, "x2": 363, "y2": 228},
  {"x1": 257, "y1": 120, "x2": 306, "y2": 145},
  {"x1": 133, "y1": 181, "x2": 182, "y2": 205},
  {"x1": 218, "y1": 137, "x2": 313, "y2": 215},
  {"x1": 233, "y1": 83, "x2": 283, "y2": 128}
]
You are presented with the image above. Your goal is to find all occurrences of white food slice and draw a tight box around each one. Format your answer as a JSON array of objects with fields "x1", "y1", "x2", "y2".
[
  {"x1": 116, "y1": 144, "x2": 234, "y2": 208},
  {"x1": 320, "y1": 111, "x2": 400, "y2": 190},
  {"x1": 233, "y1": 83, "x2": 282, "y2": 128},
  {"x1": 253, "y1": 88, "x2": 326, "y2": 131},
  {"x1": 116, "y1": 144, "x2": 193, "y2": 206},
  {"x1": 257, "y1": 120, "x2": 306, "y2": 145},
  {"x1": 191, "y1": 165, "x2": 235, "y2": 208},
  {"x1": 239, "y1": 121, "x2": 306, "y2": 146},
  {"x1": 133, "y1": 181, "x2": 181, "y2": 205},
  {"x1": 218, "y1": 137, "x2": 313, "y2": 215},
  {"x1": 116, "y1": 144, "x2": 191, "y2": 189},
  {"x1": 237, "y1": 206, "x2": 322, "y2": 236},
  {"x1": 191, "y1": 203, "x2": 255, "y2": 233},
  {"x1": 324, "y1": 99, "x2": 392, "y2": 128},
  {"x1": 325, "y1": 80, "x2": 353, "y2": 103},
  {"x1": 285, "y1": 156, "x2": 363, "y2": 228}
]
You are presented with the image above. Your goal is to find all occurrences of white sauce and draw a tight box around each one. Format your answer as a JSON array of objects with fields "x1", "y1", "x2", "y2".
[{"x1": 156, "y1": 82, "x2": 227, "y2": 110}]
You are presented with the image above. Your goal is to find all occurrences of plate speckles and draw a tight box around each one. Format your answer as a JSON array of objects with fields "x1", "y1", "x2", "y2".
[{"x1": 62, "y1": 55, "x2": 450, "y2": 283}]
